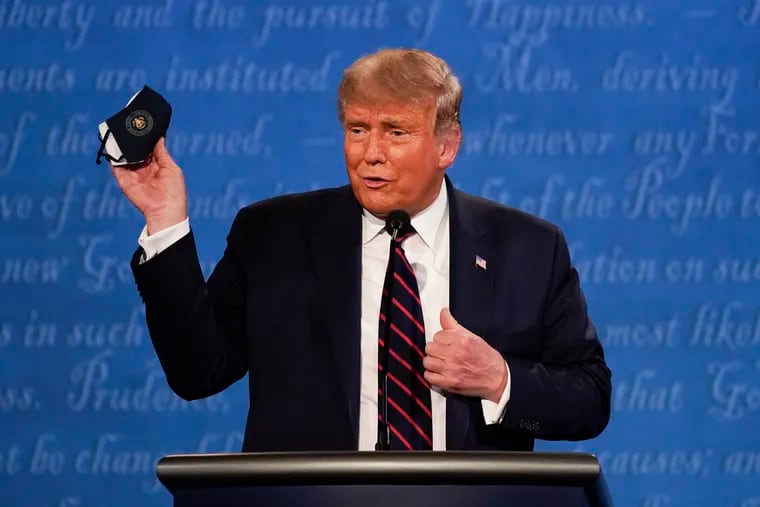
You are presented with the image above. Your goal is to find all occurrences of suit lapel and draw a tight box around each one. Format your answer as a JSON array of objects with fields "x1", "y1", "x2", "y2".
[
  {"x1": 311, "y1": 187, "x2": 363, "y2": 445},
  {"x1": 446, "y1": 178, "x2": 495, "y2": 450}
]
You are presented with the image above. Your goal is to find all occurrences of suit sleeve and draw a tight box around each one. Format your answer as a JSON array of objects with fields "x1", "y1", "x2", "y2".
[
  {"x1": 499, "y1": 227, "x2": 611, "y2": 441},
  {"x1": 130, "y1": 210, "x2": 250, "y2": 401}
]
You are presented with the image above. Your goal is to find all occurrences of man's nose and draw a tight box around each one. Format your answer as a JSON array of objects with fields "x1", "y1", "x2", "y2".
[{"x1": 364, "y1": 132, "x2": 386, "y2": 164}]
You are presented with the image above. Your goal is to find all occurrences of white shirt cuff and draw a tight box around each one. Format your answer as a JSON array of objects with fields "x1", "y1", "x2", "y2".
[
  {"x1": 137, "y1": 218, "x2": 190, "y2": 264},
  {"x1": 480, "y1": 361, "x2": 511, "y2": 425}
]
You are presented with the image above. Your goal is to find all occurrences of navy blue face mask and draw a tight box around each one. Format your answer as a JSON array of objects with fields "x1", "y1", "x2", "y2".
[{"x1": 96, "y1": 85, "x2": 172, "y2": 167}]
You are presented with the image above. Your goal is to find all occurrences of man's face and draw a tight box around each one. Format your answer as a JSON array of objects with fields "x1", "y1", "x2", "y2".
[{"x1": 343, "y1": 97, "x2": 459, "y2": 218}]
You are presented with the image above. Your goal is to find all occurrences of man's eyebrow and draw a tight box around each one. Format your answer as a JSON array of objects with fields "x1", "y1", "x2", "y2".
[
  {"x1": 383, "y1": 120, "x2": 408, "y2": 128},
  {"x1": 343, "y1": 116, "x2": 415, "y2": 129}
]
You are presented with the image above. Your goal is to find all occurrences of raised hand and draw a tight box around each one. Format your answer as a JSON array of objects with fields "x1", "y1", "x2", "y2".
[{"x1": 110, "y1": 137, "x2": 188, "y2": 234}]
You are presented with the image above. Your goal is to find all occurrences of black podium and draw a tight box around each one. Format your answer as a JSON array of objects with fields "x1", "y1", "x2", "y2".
[{"x1": 156, "y1": 451, "x2": 613, "y2": 507}]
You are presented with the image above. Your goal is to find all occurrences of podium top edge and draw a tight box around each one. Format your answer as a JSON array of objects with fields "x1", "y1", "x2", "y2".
[{"x1": 156, "y1": 451, "x2": 602, "y2": 489}]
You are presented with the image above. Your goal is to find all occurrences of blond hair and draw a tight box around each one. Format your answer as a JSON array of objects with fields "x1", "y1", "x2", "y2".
[{"x1": 337, "y1": 48, "x2": 463, "y2": 134}]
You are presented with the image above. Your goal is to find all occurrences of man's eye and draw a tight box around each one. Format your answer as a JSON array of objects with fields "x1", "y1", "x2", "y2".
[{"x1": 390, "y1": 130, "x2": 406, "y2": 137}]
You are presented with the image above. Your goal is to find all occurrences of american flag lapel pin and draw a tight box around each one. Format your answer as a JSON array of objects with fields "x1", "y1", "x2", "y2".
[{"x1": 475, "y1": 255, "x2": 487, "y2": 271}]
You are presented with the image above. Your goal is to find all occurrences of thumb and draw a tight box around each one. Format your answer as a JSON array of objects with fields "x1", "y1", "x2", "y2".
[
  {"x1": 152, "y1": 137, "x2": 174, "y2": 166},
  {"x1": 440, "y1": 307, "x2": 460, "y2": 331}
]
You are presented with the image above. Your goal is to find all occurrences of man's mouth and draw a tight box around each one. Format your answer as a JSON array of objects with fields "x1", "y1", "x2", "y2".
[{"x1": 362, "y1": 176, "x2": 390, "y2": 188}]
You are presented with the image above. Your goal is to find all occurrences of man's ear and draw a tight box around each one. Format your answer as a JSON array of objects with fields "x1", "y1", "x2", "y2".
[{"x1": 437, "y1": 125, "x2": 462, "y2": 170}]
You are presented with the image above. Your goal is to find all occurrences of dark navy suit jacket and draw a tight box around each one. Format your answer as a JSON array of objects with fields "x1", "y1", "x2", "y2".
[{"x1": 131, "y1": 178, "x2": 611, "y2": 452}]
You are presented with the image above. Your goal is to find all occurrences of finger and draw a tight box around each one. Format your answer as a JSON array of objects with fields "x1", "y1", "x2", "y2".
[
  {"x1": 439, "y1": 307, "x2": 459, "y2": 330},
  {"x1": 423, "y1": 355, "x2": 446, "y2": 373},
  {"x1": 111, "y1": 159, "x2": 156, "y2": 186},
  {"x1": 153, "y1": 137, "x2": 167, "y2": 157},
  {"x1": 152, "y1": 137, "x2": 175, "y2": 168},
  {"x1": 425, "y1": 341, "x2": 448, "y2": 358},
  {"x1": 423, "y1": 370, "x2": 447, "y2": 388},
  {"x1": 109, "y1": 162, "x2": 122, "y2": 180},
  {"x1": 424, "y1": 371, "x2": 462, "y2": 393},
  {"x1": 109, "y1": 162, "x2": 135, "y2": 186}
]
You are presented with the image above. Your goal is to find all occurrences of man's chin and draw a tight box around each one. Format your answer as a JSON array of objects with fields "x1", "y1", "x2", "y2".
[
  {"x1": 356, "y1": 198, "x2": 396, "y2": 219},
  {"x1": 363, "y1": 205, "x2": 392, "y2": 219},
  {"x1": 351, "y1": 186, "x2": 389, "y2": 215}
]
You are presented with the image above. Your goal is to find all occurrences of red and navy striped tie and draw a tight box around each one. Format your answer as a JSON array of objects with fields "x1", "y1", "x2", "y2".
[{"x1": 378, "y1": 226, "x2": 433, "y2": 450}]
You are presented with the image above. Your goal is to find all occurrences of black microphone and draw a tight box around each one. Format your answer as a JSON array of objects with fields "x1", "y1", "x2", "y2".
[
  {"x1": 376, "y1": 209, "x2": 411, "y2": 451},
  {"x1": 386, "y1": 209, "x2": 410, "y2": 241}
]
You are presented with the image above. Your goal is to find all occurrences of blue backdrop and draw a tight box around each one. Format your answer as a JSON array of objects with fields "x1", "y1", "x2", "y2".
[{"x1": 1, "y1": 1, "x2": 759, "y2": 506}]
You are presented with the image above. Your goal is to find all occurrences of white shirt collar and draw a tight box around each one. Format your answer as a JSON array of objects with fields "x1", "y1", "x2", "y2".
[{"x1": 362, "y1": 178, "x2": 448, "y2": 248}]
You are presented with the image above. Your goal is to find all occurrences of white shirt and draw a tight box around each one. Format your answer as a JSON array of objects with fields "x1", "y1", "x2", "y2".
[{"x1": 138, "y1": 180, "x2": 511, "y2": 450}]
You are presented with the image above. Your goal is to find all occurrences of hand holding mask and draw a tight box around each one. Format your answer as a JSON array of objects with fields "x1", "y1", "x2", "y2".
[
  {"x1": 99, "y1": 86, "x2": 187, "y2": 234},
  {"x1": 96, "y1": 85, "x2": 172, "y2": 167}
]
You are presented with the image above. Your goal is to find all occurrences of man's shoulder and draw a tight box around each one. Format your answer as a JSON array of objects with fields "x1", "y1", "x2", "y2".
[
  {"x1": 454, "y1": 188, "x2": 560, "y2": 241},
  {"x1": 235, "y1": 184, "x2": 354, "y2": 225}
]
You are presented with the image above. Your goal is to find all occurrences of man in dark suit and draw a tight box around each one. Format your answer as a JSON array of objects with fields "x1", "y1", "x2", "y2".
[{"x1": 112, "y1": 48, "x2": 611, "y2": 452}]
